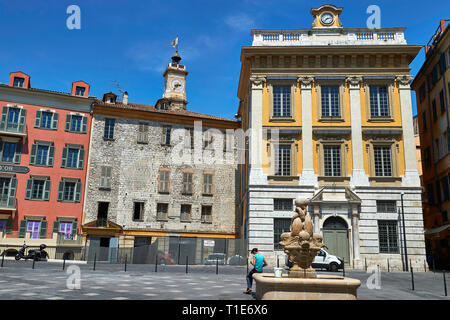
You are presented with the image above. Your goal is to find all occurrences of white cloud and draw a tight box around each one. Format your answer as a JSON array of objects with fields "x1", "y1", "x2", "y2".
[{"x1": 224, "y1": 13, "x2": 256, "y2": 32}]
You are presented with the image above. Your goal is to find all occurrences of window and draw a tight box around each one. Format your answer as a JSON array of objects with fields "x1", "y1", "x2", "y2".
[
  {"x1": 57, "y1": 179, "x2": 82, "y2": 202},
  {"x1": 75, "y1": 86, "x2": 85, "y2": 97},
  {"x1": 137, "y1": 123, "x2": 149, "y2": 144},
  {"x1": 436, "y1": 181, "x2": 442, "y2": 204},
  {"x1": 273, "y1": 86, "x2": 291, "y2": 117},
  {"x1": 161, "y1": 126, "x2": 171, "y2": 145},
  {"x1": 58, "y1": 221, "x2": 74, "y2": 240},
  {"x1": 369, "y1": 86, "x2": 389, "y2": 117},
  {"x1": 156, "y1": 203, "x2": 168, "y2": 221},
  {"x1": 182, "y1": 172, "x2": 193, "y2": 195},
  {"x1": 30, "y1": 142, "x2": 54, "y2": 167},
  {"x1": 133, "y1": 202, "x2": 145, "y2": 221},
  {"x1": 65, "y1": 114, "x2": 87, "y2": 133},
  {"x1": 180, "y1": 204, "x2": 191, "y2": 222},
  {"x1": 0, "y1": 177, "x2": 17, "y2": 208},
  {"x1": 427, "y1": 183, "x2": 435, "y2": 205},
  {"x1": 25, "y1": 178, "x2": 51, "y2": 201},
  {"x1": 424, "y1": 147, "x2": 431, "y2": 169},
  {"x1": 27, "y1": 221, "x2": 41, "y2": 239},
  {"x1": 61, "y1": 145, "x2": 84, "y2": 169},
  {"x1": 201, "y1": 206, "x2": 212, "y2": 223},
  {"x1": 378, "y1": 220, "x2": 399, "y2": 253},
  {"x1": 274, "y1": 218, "x2": 291, "y2": 250},
  {"x1": 422, "y1": 111, "x2": 427, "y2": 131},
  {"x1": 432, "y1": 99, "x2": 437, "y2": 121},
  {"x1": 274, "y1": 145, "x2": 291, "y2": 176},
  {"x1": 376, "y1": 200, "x2": 397, "y2": 213},
  {"x1": 0, "y1": 141, "x2": 21, "y2": 163},
  {"x1": 419, "y1": 84, "x2": 426, "y2": 103},
  {"x1": 373, "y1": 146, "x2": 392, "y2": 177},
  {"x1": 440, "y1": 90, "x2": 445, "y2": 114},
  {"x1": 97, "y1": 202, "x2": 109, "y2": 227},
  {"x1": 441, "y1": 175, "x2": 450, "y2": 201},
  {"x1": 104, "y1": 118, "x2": 115, "y2": 140},
  {"x1": 13, "y1": 77, "x2": 24, "y2": 88},
  {"x1": 321, "y1": 86, "x2": 340, "y2": 117},
  {"x1": 274, "y1": 199, "x2": 293, "y2": 211},
  {"x1": 100, "y1": 166, "x2": 112, "y2": 189},
  {"x1": 35, "y1": 111, "x2": 58, "y2": 130},
  {"x1": 203, "y1": 131, "x2": 214, "y2": 149},
  {"x1": 158, "y1": 170, "x2": 170, "y2": 193},
  {"x1": 203, "y1": 173, "x2": 213, "y2": 195},
  {"x1": 323, "y1": 145, "x2": 341, "y2": 176},
  {"x1": 0, "y1": 106, "x2": 26, "y2": 134}
]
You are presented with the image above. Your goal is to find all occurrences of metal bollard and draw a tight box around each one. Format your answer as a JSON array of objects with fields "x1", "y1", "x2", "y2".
[
  {"x1": 124, "y1": 255, "x2": 127, "y2": 272},
  {"x1": 444, "y1": 271, "x2": 447, "y2": 297},
  {"x1": 63, "y1": 258, "x2": 66, "y2": 271},
  {"x1": 365, "y1": 258, "x2": 367, "y2": 271},
  {"x1": 411, "y1": 266, "x2": 415, "y2": 291},
  {"x1": 246, "y1": 258, "x2": 249, "y2": 274},
  {"x1": 155, "y1": 254, "x2": 158, "y2": 273},
  {"x1": 424, "y1": 260, "x2": 427, "y2": 272},
  {"x1": 343, "y1": 261, "x2": 345, "y2": 277},
  {"x1": 216, "y1": 258, "x2": 219, "y2": 275},
  {"x1": 186, "y1": 256, "x2": 188, "y2": 274},
  {"x1": 32, "y1": 258, "x2": 35, "y2": 270},
  {"x1": 387, "y1": 259, "x2": 390, "y2": 273},
  {"x1": 93, "y1": 253, "x2": 97, "y2": 271},
  {"x1": 1, "y1": 252, "x2": 4, "y2": 268}
]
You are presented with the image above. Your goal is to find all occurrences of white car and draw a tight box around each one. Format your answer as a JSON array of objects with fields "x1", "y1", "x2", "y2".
[{"x1": 286, "y1": 248, "x2": 344, "y2": 272}]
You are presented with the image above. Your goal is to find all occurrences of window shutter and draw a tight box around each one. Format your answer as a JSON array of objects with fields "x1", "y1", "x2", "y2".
[
  {"x1": 25, "y1": 179, "x2": 33, "y2": 200},
  {"x1": 8, "y1": 177, "x2": 17, "y2": 208},
  {"x1": 51, "y1": 113, "x2": 59, "y2": 130},
  {"x1": 61, "y1": 147, "x2": 68, "y2": 168},
  {"x1": 65, "y1": 114, "x2": 71, "y2": 131},
  {"x1": 18, "y1": 220, "x2": 27, "y2": 238},
  {"x1": 34, "y1": 110, "x2": 42, "y2": 128},
  {"x1": 71, "y1": 221, "x2": 78, "y2": 237},
  {"x1": 5, "y1": 218, "x2": 12, "y2": 234},
  {"x1": 81, "y1": 116, "x2": 88, "y2": 133},
  {"x1": 29, "y1": 144, "x2": 37, "y2": 165},
  {"x1": 57, "y1": 181, "x2": 64, "y2": 201},
  {"x1": 47, "y1": 145, "x2": 55, "y2": 167},
  {"x1": 74, "y1": 181, "x2": 81, "y2": 202},
  {"x1": 101, "y1": 166, "x2": 112, "y2": 188},
  {"x1": 0, "y1": 141, "x2": 3, "y2": 161},
  {"x1": 39, "y1": 220, "x2": 48, "y2": 239},
  {"x1": 0, "y1": 106, "x2": 8, "y2": 131},
  {"x1": 43, "y1": 179, "x2": 51, "y2": 201},
  {"x1": 52, "y1": 221, "x2": 60, "y2": 233},
  {"x1": 18, "y1": 108, "x2": 26, "y2": 133},
  {"x1": 78, "y1": 148, "x2": 85, "y2": 169},
  {"x1": 161, "y1": 127, "x2": 166, "y2": 144},
  {"x1": 13, "y1": 143, "x2": 21, "y2": 164}
]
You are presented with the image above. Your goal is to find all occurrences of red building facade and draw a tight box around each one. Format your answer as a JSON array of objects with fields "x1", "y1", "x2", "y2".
[{"x1": 0, "y1": 71, "x2": 95, "y2": 259}]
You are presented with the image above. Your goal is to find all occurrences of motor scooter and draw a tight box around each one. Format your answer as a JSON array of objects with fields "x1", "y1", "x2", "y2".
[{"x1": 15, "y1": 243, "x2": 48, "y2": 261}]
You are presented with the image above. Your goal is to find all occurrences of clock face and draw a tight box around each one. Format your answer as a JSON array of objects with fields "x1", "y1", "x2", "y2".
[
  {"x1": 170, "y1": 79, "x2": 184, "y2": 92},
  {"x1": 320, "y1": 12, "x2": 334, "y2": 25}
]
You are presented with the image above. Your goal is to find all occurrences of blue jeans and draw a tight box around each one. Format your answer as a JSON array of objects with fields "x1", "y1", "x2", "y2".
[{"x1": 246, "y1": 268, "x2": 262, "y2": 289}]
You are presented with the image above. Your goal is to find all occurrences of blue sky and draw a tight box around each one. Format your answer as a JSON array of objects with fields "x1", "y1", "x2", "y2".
[{"x1": 1, "y1": 0, "x2": 449, "y2": 118}]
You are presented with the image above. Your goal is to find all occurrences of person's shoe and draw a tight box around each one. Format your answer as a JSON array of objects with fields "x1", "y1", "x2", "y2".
[{"x1": 243, "y1": 289, "x2": 252, "y2": 294}]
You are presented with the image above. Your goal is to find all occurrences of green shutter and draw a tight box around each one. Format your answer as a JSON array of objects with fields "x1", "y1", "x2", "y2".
[
  {"x1": 0, "y1": 106, "x2": 8, "y2": 131},
  {"x1": 7, "y1": 177, "x2": 17, "y2": 208},
  {"x1": 71, "y1": 221, "x2": 78, "y2": 237},
  {"x1": 18, "y1": 220, "x2": 27, "y2": 238},
  {"x1": 74, "y1": 181, "x2": 82, "y2": 202},
  {"x1": 29, "y1": 144, "x2": 37, "y2": 165},
  {"x1": 78, "y1": 148, "x2": 85, "y2": 169},
  {"x1": 47, "y1": 145, "x2": 55, "y2": 167},
  {"x1": 5, "y1": 218, "x2": 12, "y2": 234},
  {"x1": 13, "y1": 143, "x2": 21, "y2": 164},
  {"x1": 52, "y1": 221, "x2": 60, "y2": 233},
  {"x1": 51, "y1": 113, "x2": 59, "y2": 130},
  {"x1": 0, "y1": 141, "x2": 3, "y2": 161},
  {"x1": 18, "y1": 108, "x2": 26, "y2": 133},
  {"x1": 34, "y1": 111, "x2": 42, "y2": 128},
  {"x1": 43, "y1": 179, "x2": 51, "y2": 201},
  {"x1": 81, "y1": 116, "x2": 88, "y2": 133},
  {"x1": 39, "y1": 220, "x2": 48, "y2": 239},
  {"x1": 57, "y1": 181, "x2": 64, "y2": 201},
  {"x1": 61, "y1": 147, "x2": 68, "y2": 168},
  {"x1": 65, "y1": 114, "x2": 71, "y2": 131},
  {"x1": 25, "y1": 179, "x2": 33, "y2": 200}
]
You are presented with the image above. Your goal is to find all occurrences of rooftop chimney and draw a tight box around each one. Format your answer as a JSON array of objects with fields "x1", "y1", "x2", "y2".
[{"x1": 123, "y1": 91, "x2": 128, "y2": 105}]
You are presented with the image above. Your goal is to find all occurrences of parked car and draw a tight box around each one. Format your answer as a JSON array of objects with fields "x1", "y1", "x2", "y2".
[
  {"x1": 157, "y1": 251, "x2": 175, "y2": 265},
  {"x1": 285, "y1": 248, "x2": 344, "y2": 272},
  {"x1": 204, "y1": 253, "x2": 226, "y2": 265},
  {"x1": 227, "y1": 255, "x2": 246, "y2": 265}
]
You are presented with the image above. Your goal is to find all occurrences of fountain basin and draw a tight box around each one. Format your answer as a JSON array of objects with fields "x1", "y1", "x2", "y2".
[{"x1": 254, "y1": 273, "x2": 361, "y2": 300}]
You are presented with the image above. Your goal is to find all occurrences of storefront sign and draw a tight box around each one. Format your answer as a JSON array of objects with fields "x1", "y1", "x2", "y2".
[
  {"x1": 204, "y1": 240, "x2": 215, "y2": 247},
  {"x1": 0, "y1": 165, "x2": 30, "y2": 174}
]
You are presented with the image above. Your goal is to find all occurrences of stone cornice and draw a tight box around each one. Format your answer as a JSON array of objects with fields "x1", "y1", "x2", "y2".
[
  {"x1": 395, "y1": 75, "x2": 413, "y2": 88},
  {"x1": 249, "y1": 76, "x2": 266, "y2": 90},
  {"x1": 346, "y1": 76, "x2": 363, "y2": 89},
  {"x1": 297, "y1": 76, "x2": 314, "y2": 88}
]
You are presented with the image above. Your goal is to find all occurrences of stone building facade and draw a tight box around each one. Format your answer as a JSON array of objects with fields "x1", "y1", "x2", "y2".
[
  {"x1": 236, "y1": 4, "x2": 426, "y2": 270},
  {"x1": 82, "y1": 53, "x2": 241, "y2": 263}
]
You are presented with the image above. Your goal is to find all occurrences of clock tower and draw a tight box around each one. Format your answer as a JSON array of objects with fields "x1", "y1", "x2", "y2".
[
  {"x1": 159, "y1": 51, "x2": 188, "y2": 111},
  {"x1": 310, "y1": 4, "x2": 343, "y2": 28}
]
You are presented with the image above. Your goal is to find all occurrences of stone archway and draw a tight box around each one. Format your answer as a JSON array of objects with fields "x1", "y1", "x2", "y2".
[{"x1": 323, "y1": 216, "x2": 350, "y2": 264}]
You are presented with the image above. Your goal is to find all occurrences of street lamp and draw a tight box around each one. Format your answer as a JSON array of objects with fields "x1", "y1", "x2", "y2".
[{"x1": 401, "y1": 192, "x2": 409, "y2": 272}]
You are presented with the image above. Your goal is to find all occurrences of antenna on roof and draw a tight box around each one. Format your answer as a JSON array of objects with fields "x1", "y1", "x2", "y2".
[{"x1": 112, "y1": 80, "x2": 124, "y2": 96}]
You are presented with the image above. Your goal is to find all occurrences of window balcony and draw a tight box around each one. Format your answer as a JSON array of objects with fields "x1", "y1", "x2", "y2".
[
  {"x1": 56, "y1": 233, "x2": 83, "y2": 246},
  {"x1": 96, "y1": 218, "x2": 108, "y2": 228},
  {"x1": 0, "y1": 195, "x2": 17, "y2": 212},
  {"x1": 0, "y1": 123, "x2": 27, "y2": 140}
]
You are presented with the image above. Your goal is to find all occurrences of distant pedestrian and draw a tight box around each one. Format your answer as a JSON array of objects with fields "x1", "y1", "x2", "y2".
[{"x1": 243, "y1": 248, "x2": 267, "y2": 294}]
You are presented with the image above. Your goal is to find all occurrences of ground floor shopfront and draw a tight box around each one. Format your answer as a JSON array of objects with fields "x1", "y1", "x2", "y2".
[{"x1": 245, "y1": 185, "x2": 426, "y2": 270}]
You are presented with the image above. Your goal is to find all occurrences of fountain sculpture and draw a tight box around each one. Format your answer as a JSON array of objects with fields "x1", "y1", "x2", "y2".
[{"x1": 253, "y1": 197, "x2": 361, "y2": 300}]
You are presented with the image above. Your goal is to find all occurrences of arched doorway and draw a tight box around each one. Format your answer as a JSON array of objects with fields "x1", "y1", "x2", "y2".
[{"x1": 323, "y1": 216, "x2": 350, "y2": 264}]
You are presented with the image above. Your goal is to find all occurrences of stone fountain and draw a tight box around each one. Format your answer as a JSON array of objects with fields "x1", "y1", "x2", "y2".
[{"x1": 253, "y1": 197, "x2": 361, "y2": 300}]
